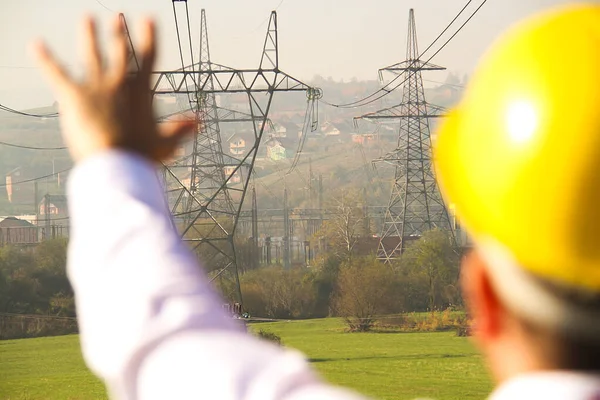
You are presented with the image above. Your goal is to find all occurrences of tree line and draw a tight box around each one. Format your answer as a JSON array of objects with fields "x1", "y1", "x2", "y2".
[
  {"x1": 240, "y1": 229, "x2": 461, "y2": 331},
  {"x1": 0, "y1": 227, "x2": 460, "y2": 338}
]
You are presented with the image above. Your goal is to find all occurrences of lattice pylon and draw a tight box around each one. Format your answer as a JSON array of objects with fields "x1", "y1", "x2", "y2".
[
  {"x1": 155, "y1": 7, "x2": 319, "y2": 305},
  {"x1": 374, "y1": 9, "x2": 454, "y2": 262}
]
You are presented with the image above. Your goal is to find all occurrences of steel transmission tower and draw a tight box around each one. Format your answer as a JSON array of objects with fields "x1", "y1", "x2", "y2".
[
  {"x1": 355, "y1": 9, "x2": 454, "y2": 262},
  {"x1": 182, "y1": 9, "x2": 235, "y2": 230},
  {"x1": 152, "y1": 4, "x2": 321, "y2": 303}
]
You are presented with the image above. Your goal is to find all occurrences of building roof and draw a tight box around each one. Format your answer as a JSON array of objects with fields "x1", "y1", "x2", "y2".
[
  {"x1": 5, "y1": 166, "x2": 23, "y2": 177},
  {"x1": 265, "y1": 136, "x2": 283, "y2": 148},
  {"x1": 0, "y1": 217, "x2": 35, "y2": 228},
  {"x1": 227, "y1": 131, "x2": 255, "y2": 144}
]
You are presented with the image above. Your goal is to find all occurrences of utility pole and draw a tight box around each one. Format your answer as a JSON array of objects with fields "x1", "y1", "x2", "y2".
[
  {"x1": 318, "y1": 174, "x2": 323, "y2": 210},
  {"x1": 318, "y1": 173, "x2": 324, "y2": 230},
  {"x1": 34, "y1": 181, "x2": 38, "y2": 218},
  {"x1": 44, "y1": 195, "x2": 50, "y2": 241},
  {"x1": 283, "y1": 187, "x2": 290, "y2": 269},
  {"x1": 355, "y1": 9, "x2": 454, "y2": 262},
  {"x1": 251, "y1": 185, "x2": 259, "y2": 269},
  {"x1": 308, "y1": 157, "x2": 314, "y2": 208}
]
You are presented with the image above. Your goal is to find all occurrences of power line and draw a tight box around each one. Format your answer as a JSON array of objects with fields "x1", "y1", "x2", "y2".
[
  {"x1": 423, "y1": 78, "x2": 465, "y2": 88},
  {"x1": 321, "y1": 0, "x2": 474, "y2": 108},
  {"x1": 245, "y1": 0, "x2": 286, "y2": 35},
  {"x1": 0, "y1": 141, "x2": 67, "y2": 150},
  {"x1": 94, "y1": 0, "x2": 113, "y2": 12},
  {"x1": 0, "y1": 103, "x2": 59, "y2": 118},
  {"x1": 0, "y1": 168, "x2": 71, "y2": 188},
  {"x1": 321, "y1": 0, "x2": 484, "y2": 109},
  {"x1": 347, "y1": 0, "x2": 487, "y2": 108}
]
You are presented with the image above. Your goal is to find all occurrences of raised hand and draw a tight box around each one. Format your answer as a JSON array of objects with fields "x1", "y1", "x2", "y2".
[{"x1": 34, "y1": 15, "x2": 195, "y2": 163}]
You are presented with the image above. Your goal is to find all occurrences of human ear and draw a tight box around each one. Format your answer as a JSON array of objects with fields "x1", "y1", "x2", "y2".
[{"x1": 461, "y1": 250, "x2": 504, "y2": 342}]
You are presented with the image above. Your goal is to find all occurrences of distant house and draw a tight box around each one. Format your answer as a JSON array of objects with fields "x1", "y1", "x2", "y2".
[
  {"x1": 321, "y1": 121, "x2": 341, "y2": 137},
  {"x1": 271, "y1": 124, "x2": 287, "y2": 138},
  {"x1": 265, "y1": 137, "x2": 287, "y2": 161},
  {"x1": 223, "y1": 165, "x2": 242, "y2": 184},
  {"x1": 0, "y1": 217, "x2": 38, "y2": 246},
  {"x1": 38, "y1": 194, "x2": 69, "y2": 228},
  {"x1": 227, "y1": 132, "x2": 254, "y2": 157},
  {"x1": 39, "y1": 194, "x2": 67, "y2": 216},
  {"x1": 352, "y1": 133, "x2": 377, "y2": 146},
  {"x1": 230, "y1": 136, "x2": 246, "y2": 156}
]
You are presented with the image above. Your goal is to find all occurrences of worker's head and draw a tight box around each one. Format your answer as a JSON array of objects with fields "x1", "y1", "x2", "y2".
[{"x1": 434, "y1": 4, "x2": 600, "y2": 382}]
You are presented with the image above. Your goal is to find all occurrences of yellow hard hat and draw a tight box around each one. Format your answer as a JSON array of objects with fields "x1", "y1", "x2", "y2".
[{"x1": 434, "y1": 4, "x2": 600, "y2": 291}]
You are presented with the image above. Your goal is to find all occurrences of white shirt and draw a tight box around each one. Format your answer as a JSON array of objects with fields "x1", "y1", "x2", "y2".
[
  {"x1": 490, "y1": 372, "x2": 600, "y2": 400},
  {"x1": 67, "y1": 151, "x2": 365, "y2": 400},
  {"x1": 67, "y1": 151, "x2": 600, "y2": 400}
]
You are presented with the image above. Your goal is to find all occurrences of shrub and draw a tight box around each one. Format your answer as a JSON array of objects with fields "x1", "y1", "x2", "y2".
[
  {"x1": 256, "y1": 329, "x2": 283, "y2": 345},
  {"x1": 373, "y1": 310, "x2": 471, "y2": 334},
  {"x1": 332, "y1": 257, "x2": 401, "y2": 332}
]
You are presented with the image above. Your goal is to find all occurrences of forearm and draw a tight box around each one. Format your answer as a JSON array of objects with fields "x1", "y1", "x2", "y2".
[{"x1": 67, "y1": 151, "x2": 237, "y2": 396}]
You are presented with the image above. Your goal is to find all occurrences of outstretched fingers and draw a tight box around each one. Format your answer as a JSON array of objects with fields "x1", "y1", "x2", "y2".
[
  {"x1": 139, "y1": 19, "x2": 157, "y2": 81},
  {"x1": 81, "y1": 17, "x2": 103, "y2": 80},
  {"x1": 109, "y1": 14, "x2": 129, "y2": 84},
  {"x1": 33, "y1": 41, "x2": 74, "y2": 94}
]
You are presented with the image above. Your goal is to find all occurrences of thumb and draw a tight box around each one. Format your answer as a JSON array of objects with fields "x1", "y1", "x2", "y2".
[
  {"x1": 159, "y1": 119, "x2": 197, "y2": 142},
  {"x1": 154, "y1": 119, "x2": 196, "y2": 161}
]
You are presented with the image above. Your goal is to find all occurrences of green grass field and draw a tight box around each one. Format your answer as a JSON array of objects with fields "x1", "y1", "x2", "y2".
[{"x1": 0, "y1": 318, "x2": 492, "y2": 400}]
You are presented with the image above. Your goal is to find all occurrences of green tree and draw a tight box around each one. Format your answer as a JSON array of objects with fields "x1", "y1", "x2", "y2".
[
  {"x1": 0, "y1": 246, "x2": 38, "y2": 313},
  {"x1": 314, "y1": 190, "x2": 369, "y2": 262},
  {"x1": 401, "y1": 230, "x2": 460, "y2": 312},
  {"x1": 311, "y1": 255, "x2": 341, "y2": 317},
  {"x1": 332, "y1": 257, "x2": 400, "y2": 332},
  {"x1": 33, "y1": 238, "x2": 73, "y2": 316}
]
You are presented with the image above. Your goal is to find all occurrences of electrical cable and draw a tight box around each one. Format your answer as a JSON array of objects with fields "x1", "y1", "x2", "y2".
[
  {"x1": 321, "y1": 0, "x2": 484, "y2": 109},
  {"x1": 286, "y1": 101, "x2": 312, "y2": 175},
  {"x1": 354, "y1": 0, "x2": 486, "y2": 108},
  {"x1": 171, "y1": 2, "x2": 200, "y2": 116},
  {"x1": 0, "y1": 103, "x2": 59, "y2": 118},
  {"x1": 321, "y1": 0, "x2": 473, "y2": 109},
  {"x1": 243, "y1": 0, "x2": 286, "y2": 35},
  {"x1": 0, "y1": 168, "x2": 71, "y2": 188},
  {"x1": 423, "y1": 78, "x2": 465, "y2": 88},
  {"x1": 94, "y1": 0, "x2": 113, "y2": 12},
  {"x1": 0, "y1": 141, "x2": 67, "y2": 150}
]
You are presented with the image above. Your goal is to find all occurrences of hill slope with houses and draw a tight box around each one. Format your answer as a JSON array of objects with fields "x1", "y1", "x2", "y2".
[{"x1": 0, "y1": 75, "x2": 463, "y2": 224}]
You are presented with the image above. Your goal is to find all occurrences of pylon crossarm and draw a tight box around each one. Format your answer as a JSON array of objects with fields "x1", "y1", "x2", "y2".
[
  {"x1": 151, "y1": 69, "x2": 312, "y2": 94},
  {"x1": 379, "y1": 59, "x2": 446, "y2": 74},
  {"x1": 355, "y1": 103, "x2": 447, "y2": 121}
]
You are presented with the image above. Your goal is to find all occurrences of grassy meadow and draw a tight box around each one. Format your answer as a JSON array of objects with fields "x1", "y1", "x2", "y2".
[{"x1": 0, "y1": 318, "x2": 492, "y2": 400}]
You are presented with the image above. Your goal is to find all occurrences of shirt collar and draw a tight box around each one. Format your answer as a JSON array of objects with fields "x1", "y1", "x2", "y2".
[{"x1": 489, "y1": 372, "x2": 600, "y2": 400}]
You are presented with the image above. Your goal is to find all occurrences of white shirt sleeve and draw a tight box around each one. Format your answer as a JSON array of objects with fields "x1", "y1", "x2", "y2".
[{"x1": 67, "y1": 151, "x2": 365, "y2": 400}]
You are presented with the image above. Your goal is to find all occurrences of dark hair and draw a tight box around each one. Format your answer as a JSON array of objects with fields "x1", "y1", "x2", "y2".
[{"x1": 522, "y1": 275, "x2": 600, "y2": 371}]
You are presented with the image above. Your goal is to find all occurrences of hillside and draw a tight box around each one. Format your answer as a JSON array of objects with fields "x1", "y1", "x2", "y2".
[{"x1": 0, "y1": 76, "x2": 463, "y2": 215}]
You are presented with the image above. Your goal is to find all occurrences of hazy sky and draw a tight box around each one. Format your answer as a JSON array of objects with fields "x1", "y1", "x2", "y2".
[{"x1": 0, "y1": 0, "x2": 586, "y2": 109}]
